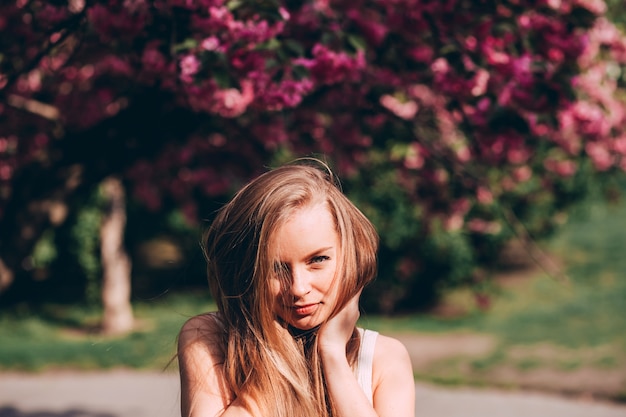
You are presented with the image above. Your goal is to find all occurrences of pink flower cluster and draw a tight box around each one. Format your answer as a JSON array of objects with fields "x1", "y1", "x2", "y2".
[
  {"x1": 2, "y1": 0, "x2": 626, "y2": 251},
  {"x1": 294, "y1": 44, "x2": 366, "y2": 85}
]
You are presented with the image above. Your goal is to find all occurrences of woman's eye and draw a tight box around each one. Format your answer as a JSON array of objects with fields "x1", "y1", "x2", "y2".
[{"x1": 310, "y1": 255, "x2": 329, "y2": 264}]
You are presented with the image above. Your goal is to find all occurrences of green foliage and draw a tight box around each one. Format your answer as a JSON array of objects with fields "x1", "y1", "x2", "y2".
[
  {"x1": 31, "y1": 229, "x2": 57, "y2": 269},
  {"x1": 607, "y1": 0, "x2": 626, "y2": 29},
  {"x1": 345, "y1": 151, "x2": 422, "y2": 250},
  {"x1": 71, "y1": 190, "x2": 104, "y2": 305}
]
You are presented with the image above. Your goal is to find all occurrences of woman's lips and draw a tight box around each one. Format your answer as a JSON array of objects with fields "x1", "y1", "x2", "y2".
[{"x1": 292, "y1": 303, "x2": 319, "y2": 316}]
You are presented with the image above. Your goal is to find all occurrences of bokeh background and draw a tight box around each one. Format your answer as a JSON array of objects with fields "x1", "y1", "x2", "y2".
[{"x1": 1, "y1": 0, "x2": 625, "y2": 413}]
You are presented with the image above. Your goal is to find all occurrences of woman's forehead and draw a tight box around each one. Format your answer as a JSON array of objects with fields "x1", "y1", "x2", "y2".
[{"x1": 268, "y1": 204, "x2": 339, "y2": 254}]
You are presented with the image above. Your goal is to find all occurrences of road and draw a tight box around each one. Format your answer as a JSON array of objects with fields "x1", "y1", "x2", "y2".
[{"x1": 1, "y1": 370, "x2": 625, "y2": 417}]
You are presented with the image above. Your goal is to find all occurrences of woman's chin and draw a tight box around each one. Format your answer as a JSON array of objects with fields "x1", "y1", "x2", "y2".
[
  {"x1": 287, "y1": 315, "x2": 323, "y2": 331},
  {"x1": 290, "y1": 320, "x2": 319, "y2": 331}
]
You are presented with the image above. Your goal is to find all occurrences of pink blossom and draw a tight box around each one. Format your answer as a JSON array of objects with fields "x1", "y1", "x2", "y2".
[
  {"x1": 547, "y1": 47, "x2": 564, "y2": 63},
  {"x1": 179, "y1": 54, "x2": 200, "y2": 83},
  {"x1": 471, "y1": 69, "x2": 489, "y2": 96},
  {"x1": 501, "y1": 176, "x2": 516, "y2": 191},
  {"x1": 445, "y1": 214, "x2": 464, "y2": 232},
  {"x1": 585, "y1": 142, "x2": 613, "y2": 171},
  {"x1": 465, "y1": 36, "x2": 478, "y2": 51},
  {"x1": 294, "y1": 44, "x2": 365, "y2": 85},
  {"x1": 545, "y1": 0, "x2": 562, "y2": 10},
  {"x1": 456, "y1": 146, "x2": 471, "y2": 162},
  {"x1": 531, "y1": 122, "x2": 550, "y2": 137},
  {"x1": 484, "y1": 46, "x2": 510, "y2": 65},
  {"x1": 201, "y1": 36, "x2": 220, "y2": 51},
  {"x1": 430, "y1": 58, "x2": 450, "y2": 75},
  {"x1": 380, "y1": 95, "x2": 418, "y2": 120},
  {"x1": 404, "y1": 143, "x2": 424, "y2": 170},
  {"x1": 572, "y1": 101, "x2": 608, "y2": 136},
  {"x1": 613, "y1": 136, "x2": 626, "y2": 155},
  {"x1": 507, "y1": 147, "x2": 531, "y2": 164},
  {"x1": 259, "y1": 78, "x2": 314, "y2": 110},
  {"x1": 452, "y1": 198, "x2": 471, "y2": 216},
  {"x1": 468, "y1": 219, "x2": 501, "y2": 234},
  {"x1": 279, "y1": 7, "x2": 290, "y2": 20},
  {"x1": 512, "y1": 166, "x2": 532, "y2": 182},
  {"x1": 497, "y1": 84, "x2": 513, "y2": 106},
  {"x1": 209, "y1": 6, "x2": 229, "y2": 20},
  {"x1": 544, "y1": 158, "x2": 578, "y2": 177},
  {"x1": 476, "y1": 187, "x2": 494, "y2": 205},
  {"x1": 211, "y1": 80, "x2": 255, "y2": 117},
  {"x1": 434, "y1": 169, "x2": 449, "y2": 184},
  {"x1": 408, "y1": 45, "x2": 434, "y2": 63},
  {"x1": 0, "y1": 164, "x2": 12, "y2": 181}
]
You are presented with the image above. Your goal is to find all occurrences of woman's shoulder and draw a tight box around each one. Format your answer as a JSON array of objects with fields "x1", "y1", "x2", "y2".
[
  {"x1": 371, "y1": 332, "x2": 413, "y2": 381},
  {"x1": 373, "y1": 333, "x2": 411, "y2": 361},
  {"x1": 178, "y1": 312, "x2": 225, "y2": 356},
  {"x1": 180, "y1": 311, "x2": 222, "y2": 333},
  {"x1": 358, "y1": 328, "x2": 409, "y2": 358},
  {"x1": 370, "y1": 332, "x2": 415, "y2": 411}
]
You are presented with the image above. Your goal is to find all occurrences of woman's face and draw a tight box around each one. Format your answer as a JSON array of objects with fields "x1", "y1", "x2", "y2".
[{"x1": 270, "y1": 202, "x2": 341, "y2": 330}]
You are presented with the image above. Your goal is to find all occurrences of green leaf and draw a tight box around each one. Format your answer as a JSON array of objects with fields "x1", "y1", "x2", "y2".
[
  {"x1": 226, "y1": 0, "x2": 243, "y2": 11},
  {"x1": 347, "y1": 34, "x2": 367, "y2": 51},
  {"x1": 173, "y1": 39, "x2": 198, "y2": 53}
]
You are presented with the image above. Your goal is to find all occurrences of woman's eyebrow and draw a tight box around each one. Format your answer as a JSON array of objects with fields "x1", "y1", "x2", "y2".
[{"x1": 305, "y1": 246, "x2": 334, "y2": 258}]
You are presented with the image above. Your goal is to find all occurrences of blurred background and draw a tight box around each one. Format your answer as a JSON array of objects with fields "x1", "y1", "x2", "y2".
[{"x1": 1, "y1": 0, "x2": 625, "y2": 414}]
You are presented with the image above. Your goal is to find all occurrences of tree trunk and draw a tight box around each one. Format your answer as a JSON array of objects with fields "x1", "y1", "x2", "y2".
[{"x1": 100, "y1": 176, "x2": 134, "y2": 335}]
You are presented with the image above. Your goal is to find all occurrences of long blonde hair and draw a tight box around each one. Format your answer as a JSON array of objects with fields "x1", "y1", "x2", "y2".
[{"x1": 202, "y1": 159, "x2": 378, "y2": 417}]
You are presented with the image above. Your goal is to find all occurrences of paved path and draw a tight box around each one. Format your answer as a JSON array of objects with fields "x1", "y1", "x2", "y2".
[{"x1": 1, "y1": 370, "x2": 625, "y2": 417}]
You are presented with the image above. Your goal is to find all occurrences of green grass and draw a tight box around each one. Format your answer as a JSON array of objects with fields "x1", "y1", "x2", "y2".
[{"x1": 0, "y1": 292, "x2": 212, "y2": 371}]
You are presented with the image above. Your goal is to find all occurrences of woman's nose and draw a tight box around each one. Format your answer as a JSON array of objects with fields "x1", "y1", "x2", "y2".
[{"x1": 289, "y1": 268, "x2": 311, "y2": 297}]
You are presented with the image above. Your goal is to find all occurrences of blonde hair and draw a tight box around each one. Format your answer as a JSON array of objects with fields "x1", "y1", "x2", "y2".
[{"x1": 202, "y1": 159, "x2": 378, "y2": 417}]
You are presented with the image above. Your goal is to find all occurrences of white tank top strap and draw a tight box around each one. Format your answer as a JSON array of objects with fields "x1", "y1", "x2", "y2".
[{"x1": 355, "y1": 328, "x2": 378, "y2": 405}]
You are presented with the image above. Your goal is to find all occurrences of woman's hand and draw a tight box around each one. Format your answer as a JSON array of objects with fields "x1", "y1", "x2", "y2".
[
  {"x1": 316, "y1": 291, "x2": 416, "y2": 417},
  {"x1": 317, "y1": 290, "x2": 361, "y2": 358}
]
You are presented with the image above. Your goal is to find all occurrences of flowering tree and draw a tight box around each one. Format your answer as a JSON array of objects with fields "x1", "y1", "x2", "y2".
[{"x1": 1, "y1": 0, "x2": 625, "y2": 313}]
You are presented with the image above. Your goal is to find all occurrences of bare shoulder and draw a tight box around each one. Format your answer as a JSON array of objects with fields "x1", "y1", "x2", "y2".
[
  {"x1": 371, "y1": 333, "x2": 415, "y2": 417},
  {"x1": 374, "y1": 333, "x2": 411, "y2": 359},
  {"x1": 178, "y1": 313, "x2": 231, "y2": 417},
  {"x1": 178, "y1": 312, "x2": 225, "y2": 363},
  {"x1": 179, "y1": 313, "x2": 223, "y2": 342}
]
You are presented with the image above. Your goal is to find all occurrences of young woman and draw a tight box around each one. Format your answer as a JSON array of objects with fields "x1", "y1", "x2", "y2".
[{"x1": 178, "y1": 159, "x2": 415, "y2": 417}]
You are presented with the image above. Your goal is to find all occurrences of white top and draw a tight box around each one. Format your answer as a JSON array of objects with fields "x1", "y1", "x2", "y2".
[{"x1": 354, "y1": 328, "x2": 378, "y2": 405}]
